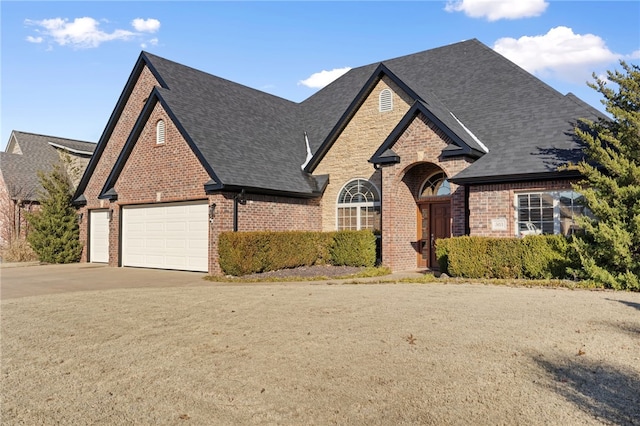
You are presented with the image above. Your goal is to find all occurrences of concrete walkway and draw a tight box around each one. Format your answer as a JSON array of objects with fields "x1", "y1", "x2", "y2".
[{"x1": 0, "y1": 262, "x2": 427, "y2": 300}]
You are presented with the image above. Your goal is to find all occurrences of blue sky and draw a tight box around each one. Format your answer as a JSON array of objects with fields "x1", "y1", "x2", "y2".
[{"x1": 1, "y1": 1, "x2": 639, "y2": 149}]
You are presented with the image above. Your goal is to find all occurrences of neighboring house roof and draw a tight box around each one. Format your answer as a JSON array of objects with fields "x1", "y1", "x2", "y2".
[
  {"x1": 1, "y1": 131, "x2": 96, "y2": 201},
  {"x1": 77, "y1": 39, "x2": 603, "y2": 202}
]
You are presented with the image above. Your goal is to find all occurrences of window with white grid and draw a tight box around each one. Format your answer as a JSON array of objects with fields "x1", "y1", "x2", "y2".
[{"x1": 337, "y1": 179, "x2": 381, "y2": 232}]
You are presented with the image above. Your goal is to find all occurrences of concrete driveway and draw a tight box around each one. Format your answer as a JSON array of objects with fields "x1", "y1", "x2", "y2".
[{"x1": 0, "y1": 263, "x2": 208, "y2": 300}]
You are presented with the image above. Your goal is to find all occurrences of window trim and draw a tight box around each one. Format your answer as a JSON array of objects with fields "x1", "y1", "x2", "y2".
[
  {"x1": 514, "y1": 190, "x2": 587, "y2": 237},
  {"x1": 336, "y1": 178, "x2": 381, "y2": 231},
  {"x1": 419, "y1": 172, "x2": 451, "y2": 199}
]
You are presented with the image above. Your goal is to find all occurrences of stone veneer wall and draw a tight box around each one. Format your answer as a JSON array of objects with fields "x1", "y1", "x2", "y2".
[{"x1": 313, "y1": 76, "x2": 414, "y2": 231}]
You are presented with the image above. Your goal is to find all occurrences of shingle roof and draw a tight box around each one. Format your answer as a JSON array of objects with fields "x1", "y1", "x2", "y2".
[
  {"x1": 377, "y1": 40, "x2": 601, "y2": 182},
  {"x1": 1, "y1": 131, "x2": 96, "y2": 201},
  {"x1": 143, "y1": 53, "x2": 323, "y2": 195},
  {"x1": 84, "y1": 39, "x2": 604, "y2": 201}
]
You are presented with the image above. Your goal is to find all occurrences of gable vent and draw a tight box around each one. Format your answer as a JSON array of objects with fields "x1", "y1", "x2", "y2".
[
  {"x1": 379, "y1": 89, "x2": 393, "y2": 112},
  {"x1": 156, "y1": 120, "x2": 165, "y2": 144}
]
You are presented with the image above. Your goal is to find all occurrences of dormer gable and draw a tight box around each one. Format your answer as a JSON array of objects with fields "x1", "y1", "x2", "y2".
[{"x1": 369, "y1": 101, "x2": 488, "y2": 166}]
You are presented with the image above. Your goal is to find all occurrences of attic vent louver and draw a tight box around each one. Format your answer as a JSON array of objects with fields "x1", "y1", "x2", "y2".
[
  {"x1": 379, "y1": 89, "x2": 393, "y2": 112},
  {"x1": 156, "y1": 120, "x2": 165, "y2": 145}
]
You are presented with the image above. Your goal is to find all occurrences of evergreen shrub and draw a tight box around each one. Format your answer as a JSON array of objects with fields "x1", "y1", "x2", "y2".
[
  {"x1": 329, "y1": 230, "x2": 376, "y2": 267},
  {"x1": 436, "y1": 235, "x2": 577, "y2": 279},
  {"x1": 26, "y1": 164, "x2": 82, "y2": 264},
  {"x1": 218, "y1": 230, "x2": 375, "y2": 276}
]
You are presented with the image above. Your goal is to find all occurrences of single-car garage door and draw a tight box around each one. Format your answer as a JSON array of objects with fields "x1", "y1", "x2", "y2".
[
  {"x1": 90, "y1": 210, "x2": 110, "y2": 263},
  {"x1": 122, "y1": 201, "x2": 208, "y2": 272}
]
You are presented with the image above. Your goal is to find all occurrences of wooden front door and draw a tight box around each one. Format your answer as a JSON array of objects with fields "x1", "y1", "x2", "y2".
[{"x1": 417, "y1": 201, "x2": 451, "y2": 269}]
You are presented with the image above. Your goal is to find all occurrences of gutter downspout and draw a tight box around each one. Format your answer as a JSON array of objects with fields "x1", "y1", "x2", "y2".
[
  {"x1": 373, "y1": 163, "x2": 382, "y2": 265},
  {"x1": 464, "y1": 184, "x2": 470, "y2": 235}
]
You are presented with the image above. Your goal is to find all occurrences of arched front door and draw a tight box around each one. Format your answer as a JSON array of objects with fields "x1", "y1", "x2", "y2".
[{"x1": 417, "y1": 172, "x2": 451, "y2": 269}]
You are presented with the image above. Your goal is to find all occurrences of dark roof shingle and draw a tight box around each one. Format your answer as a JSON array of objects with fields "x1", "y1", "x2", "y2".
[
  {"x1": 1, "y1": 131, "x2": 96, "y2": 200},
  {"x1": 88, "y1": 40, "x2": 604, "y2": 199}
]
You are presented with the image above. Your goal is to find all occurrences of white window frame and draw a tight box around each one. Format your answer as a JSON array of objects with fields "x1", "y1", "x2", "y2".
[
  {"x1": 379, "y1": 89, "x2": 393, "y2": 112},
  {"x1": 419, "y1": 172, "x2": 451, "y2": 198},
  {"x1": 336, "y1": 178, "x2": 381, "y2": 231},
  {"x1": 514, "y1": 190, "x2": 587, "y2": 237},
  {"x1": 156, "y1": 119, "x2": 165, "y2": 145}
]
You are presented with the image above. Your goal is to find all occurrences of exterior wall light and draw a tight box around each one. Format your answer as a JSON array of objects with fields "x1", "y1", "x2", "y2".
[{"x1": 209, "y1": 203, "x2": 216, "y2": 223}]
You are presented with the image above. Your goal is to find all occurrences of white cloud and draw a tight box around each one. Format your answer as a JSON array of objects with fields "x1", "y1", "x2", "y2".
[
  {"x1": 141, "y1": 38, "x2": 159, "y2": 49},
  {"x1": 445, "y1": 0, "x2": 548, "y2": 21},
  {"x1": 25, "y1": 17, "x2": 135, "y2": 48},
  {"x1": 26, "y1": 35, "x2": 43, "y2": 43},
  {"x1": 493, "y1": 26, "x2": 621, "y2": 82},
  {"x1": 25, "y1": 16, "x2": 161, "y2": 49},
  {"x1": 299, "y1": 67, "x2": 351, "y2": 89},
  {"x1": 132, "y1": 18, "x2": 160, "y2": 33}
]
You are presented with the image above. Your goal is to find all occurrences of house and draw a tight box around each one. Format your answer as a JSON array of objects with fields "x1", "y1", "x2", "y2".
[
  {"x1": 73, "y1": 39, "x2": 601, "y2": 274},
  {"x1": 0, "y1": 131, "x2": 96, "y2": 247}
]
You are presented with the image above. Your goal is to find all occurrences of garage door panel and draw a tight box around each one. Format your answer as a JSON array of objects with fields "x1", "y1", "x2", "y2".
[
  {"x1": 122, "y1": 202, "x2": 208, "y2": 272},
  {"x1": 166, "y1": 240, "x2": 186, "y2": 249},
  {"x1": 166, "y1": 222, "x2": 187, "y2": 232},
  {"x1": 189, "y1": 240, "x2": 208, "y2": 250},
  {"x1": 146, "y1": 222, "x2": 165, "y2": 232}
]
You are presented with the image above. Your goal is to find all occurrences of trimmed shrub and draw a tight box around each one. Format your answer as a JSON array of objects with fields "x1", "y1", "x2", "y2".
[
  {"x1": 218, "y1": 230, "x2": 375, "y2": 276},
  {"x1": 218, "y1": 232, "x2": 267, "y2": 276},
  {"x1": 436, "y1": 235, "x2": 578, "y2": 279},
  {"x1": 330, "y1": 230, "x2": 376, "y2": 267},
  {"x1": 487, "y1": 238, "x2": 524, "y2": 279},
  {"x1": 218, "y1": 231, "x2": 333, "y2": 276},
  {"x1": 437, "y1": 236, "x2": 491, "y2": 278}
]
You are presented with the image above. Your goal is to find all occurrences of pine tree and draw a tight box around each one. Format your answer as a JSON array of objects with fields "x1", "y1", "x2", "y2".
[
  {"x1": 572, "y1": 61, "x2": 640, "y2": 291},
  {"x1": 26, "y1": 162, "x2": 82, "y2": 263}
]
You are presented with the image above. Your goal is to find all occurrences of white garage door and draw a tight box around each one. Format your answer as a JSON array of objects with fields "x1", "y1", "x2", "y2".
[
  {"x1": 122, "y1": 201, "x2": 208, "y2": 272},
  {"x1": 89, "y1": 210, "x2": 109, "y2": 263}
]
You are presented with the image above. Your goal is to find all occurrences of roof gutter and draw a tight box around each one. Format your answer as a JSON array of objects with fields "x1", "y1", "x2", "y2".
[
  {"x1": 450, "y1": 169, "x2": 583, "y2": 185},
  {"x1": 48, "y1": 142, "x2": 94, "y2": 156},
  {"x1": 203, "y1": 181, "x2": 326, "y2": 200}
]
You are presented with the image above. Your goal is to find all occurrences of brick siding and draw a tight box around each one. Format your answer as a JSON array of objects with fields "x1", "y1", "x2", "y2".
[
  {"x1": 380, "y1": 113, "x2": 471, "y2": 271},
  {"x1": 78, "y1": 66, "x2": 320, "y2": 275},
  {"x1": 469, "y1": 180, "x2": 577, "y2": 237},
  {"x1": 80, "y1": 65, "x2": 160, "y2": 263}
]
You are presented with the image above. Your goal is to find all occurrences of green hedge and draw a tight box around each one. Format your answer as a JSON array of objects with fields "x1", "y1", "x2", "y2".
[
  {"x1": 218, "y1": 230, "x2": 376, "y2": 276},
  {"x1": 329, "y1": 230, "x2": 377, "y2": 267},
  {"x1": 435, "y1": 235, "x2": 577, "y2": 279}
]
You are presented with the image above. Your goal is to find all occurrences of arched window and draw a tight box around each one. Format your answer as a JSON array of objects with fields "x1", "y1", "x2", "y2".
[
  {"x1": 379, "y1": 89, "x2": 393, "y2": 112},
  {"x1": 420, "y1": 172, "x2": 450, "y2": 197},
  {"x1": 156, "y1": 120, "x2": 165, "y2": 145},
  {"x1": 337, "y1": 179, "x2": 381, "y2": 231}
]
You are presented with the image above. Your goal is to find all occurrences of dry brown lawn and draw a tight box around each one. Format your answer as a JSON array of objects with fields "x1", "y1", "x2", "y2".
[{"x1": 2, "y1": 282, "x2": 639, "y2": 425}]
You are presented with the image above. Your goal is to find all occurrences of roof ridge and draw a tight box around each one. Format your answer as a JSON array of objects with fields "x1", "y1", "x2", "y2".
[
  {"x1": 376, "y1": 38, "x2": 480, "y2": 66},
  {"x1": 142, "y1": 51, "x2": 299, "y2": 106},
  {"x1": 13, "y1": 130, "x2": 95, "y2": 145}
]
